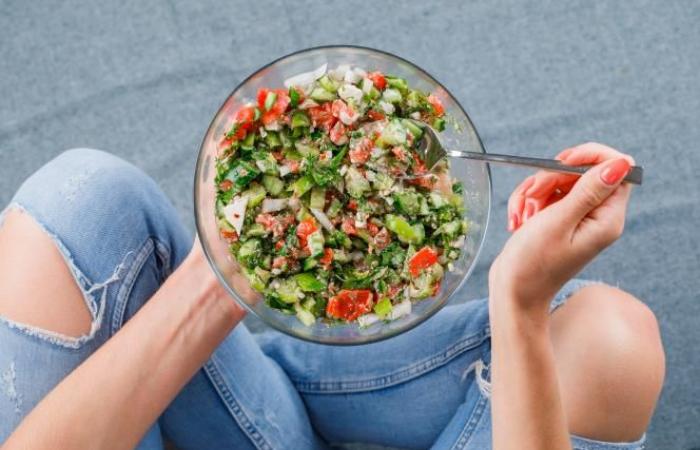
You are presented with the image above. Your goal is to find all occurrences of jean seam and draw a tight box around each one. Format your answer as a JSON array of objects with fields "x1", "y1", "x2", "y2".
[
  {"x1": 203, "y1": 357, "x2": 273, "y2": 450},
  {"x1": 294, "y1": 327, "x2": 491, "y2": 394},
  {"x1": 450, "y1": 391, "x2": 488, "y2": 450},
  {"x1": 110, "y1": 238, "x2": 156, "y2": 335}
]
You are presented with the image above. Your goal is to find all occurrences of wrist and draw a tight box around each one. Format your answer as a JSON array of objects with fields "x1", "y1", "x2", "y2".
[
  {"x1": 489, "y1": 257, "x2": 552, "y2": 317},
  {"x1": 176, "y1": 250, "x2": 244, "y2": 326}
]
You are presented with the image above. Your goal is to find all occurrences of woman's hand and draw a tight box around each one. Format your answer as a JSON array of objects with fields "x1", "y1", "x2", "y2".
[{"x1": 490, "y1": 142, "x2": 635, "y2": 317}]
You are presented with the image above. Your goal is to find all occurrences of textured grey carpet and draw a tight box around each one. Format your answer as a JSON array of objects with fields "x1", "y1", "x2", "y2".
[{"x1": 1, "y1": 1, "x2": 698, "y2": 448}]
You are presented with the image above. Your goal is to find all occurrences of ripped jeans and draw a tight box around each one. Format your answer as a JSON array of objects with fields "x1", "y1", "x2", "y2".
[{"x1": 0, "y1": 149, "x2": 645, "y2": 449}]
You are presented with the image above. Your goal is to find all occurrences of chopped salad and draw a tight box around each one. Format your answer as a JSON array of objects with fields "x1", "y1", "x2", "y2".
[{"x1": 215, "y1": 63, "x2": 468, "y2": 327}]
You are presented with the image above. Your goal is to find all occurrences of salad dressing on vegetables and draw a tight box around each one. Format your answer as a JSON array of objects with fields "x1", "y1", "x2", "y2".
[{"x1": 215, "y1": 64, "x2": 468, "y2": 326}]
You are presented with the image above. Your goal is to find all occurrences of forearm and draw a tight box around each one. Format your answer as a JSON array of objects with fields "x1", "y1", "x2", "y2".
[
  {"x1": 489, "y1": 289, "x2": 571, "y2": 450},
  {"x1": 4, "y1": 250, "x2": 244, "y2": 450}
]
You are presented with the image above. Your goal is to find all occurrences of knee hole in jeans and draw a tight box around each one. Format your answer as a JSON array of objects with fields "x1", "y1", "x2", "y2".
[{"x1": 0, "y1": 208, "x2": 93, "y2": 341}]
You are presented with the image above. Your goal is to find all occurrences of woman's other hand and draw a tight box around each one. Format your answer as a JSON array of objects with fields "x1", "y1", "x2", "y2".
[{"x1": 490, "y1": 142, "x2": 636, "y2": 315}]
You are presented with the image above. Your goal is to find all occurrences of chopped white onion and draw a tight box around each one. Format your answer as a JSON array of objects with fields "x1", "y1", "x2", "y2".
[
  {"x1": 410, "y1": 111, "x2": 421, "y2": 120},
  {"x1": 344, "y1": 68, "x2": 362, "y2": 84},
  {"x1": 261, "y1": 198, "x2": 288, "y2": 213},
  {"x1": 378, "y1": 101, "x2": 395, "y2": 115},
  {"x1": 222, "y1": 195, "x2": 249, "y2": 235},
  {"x1": 264, "y1": 121, "x2": 281, "y2": 131},
  {"x1": 361, "y1": 77, "x2": 373, "y2": 93},
  {"x1": 357, "y1": 313, "x2": 380, "y2": 328},
  {"x1": 258, "y1": 126, "x2": 267, "y2": 137},
  {"x1": 298, "y1": 98, "x2": 319, "y2": 110},
  {"x1": 338, "y1": 84, "x2": 363, "y2": 103},
  {"x1": 279, "y1": 165, "x2": 292, "y2": 177},
  {"x1": 353, "y1": 67, "x2": 367, "y2": 77},
  {"x1": 350, "y1": 251, "x2": 364, "y2": 262},
  {"x1": 389, "y1": 300, "x2": 412, "y2": 320},
  {"x1": 310, "y1": 208, "x2": 335, "y2": 232},
  {"x1": 288, "y1": 197, "x2": 301, "y2": 211},
  {"x1": 451, "y1": 235, "x2": 466, "y2": 248},
  {"x1": 339, "y1": 108, "x2": 359, "y2": 125},
  {"x1": 329, "y1": 64, "x2": 350, "y2": 81},
  {"x1": 283, "y1": 63, "x2": 327, "y2": 89},
  {"x1": 339, "y1": 165, "x2": 348, "y2": 176},
  {"x1": 370, "y1": 147, "x2": 385, "y2": 159},
  {"x1": 355, "y1": 211, "x2": 368, "y2": 228}
]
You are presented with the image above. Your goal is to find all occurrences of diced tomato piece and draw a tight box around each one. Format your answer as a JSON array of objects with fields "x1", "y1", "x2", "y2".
[
  {"x1": 220, "y1": 229, "x2": 239, "y2": 242},
  {"x1": 218, "y1": 179, "x2": 233, "y2": 191},
  {"x1": 331, "y1": 99, "x2": 346, "y2": 118},
  {"x1": 219, "y1": 135, "x2": 235, "y2": 149},
  {"x1": 408, "y1": 246, "x2": 439, "y2": 277},
  {"x1": 427, "y1": 94, "x2": 445, "y2": 117},
  {"x1": 407, "y1": 174, "x2": 437, "y2": 189},
  {"x1": 391, "y1": 146, "x2": 407, "y2": 162},
  {"x1": 349, "y1": 137, "x2": 372, "y2": 165},
  {"x1": 347, "y1": 200, "x2": 358, "y2": 211},
  {"x1": 234, "y1": 105, "x2": 256, "y2": 123},
  {"x1": 272, "y1": 256, "x2": 288, "y2": 269},
  {"x1": 329, "y1": 121, "x2": 348, "y2": 145},
  {"x1": 296, "y1": 218, "x2": 318, "y2": 248},
  {"x1": 285, "y1": 160, "x2": 300, "y2": 173},
  {"x1": 326, "y1": 289, "x2": 374, "y2": 321},
  {"x1": 331, "y1": 99, "x2": 359, "y2": 124},
  {"x1": 341, "y1": 217, "x2": 357, "y2": 235},
  {"x1": 412, "y1": 152, "x2": 427, "y2": 175},
  {"x1": 271, "y1": 151, "x2": 284, "y2": 161},
  {"x1": 275, "y1": 240, "x2": 285, "y2": 251},
  {"x1": 308, "y1": 102, "x2": 337, "y2": 131},
  {"x1": 256, "y1": 88, "x2": 270, "y2": 110},
  {"x1": 222, "y1": 105, "x2": 258, "y2": 143},
  {"x1": 261, "y1": 89, "x2": 291, "y2": 125},
  {"x1": 367, "y1": 109, "x2": 385, "y2": 121},
  {"x1": 319, "y1": 248, "x2": 333, "y2": 269},
  {"x1": 387, "y1": 284, "x2": 403, "y2": 298},
  {"x1": 367, "y1": 221, "x2": 379, "y2": 236},
  {"x1": 256, "y1": 213, "x2": 276, "y2": 230},
  {"x1": 367, "y1": 71, "x2": 387, "y2": 90},
  {"x1": 373, "y1": 227, "x2": 391, "y2": 250}
]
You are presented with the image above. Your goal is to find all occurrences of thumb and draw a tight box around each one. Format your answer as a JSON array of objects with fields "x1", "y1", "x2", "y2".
[{"x1": 553, "y1": 157, "x2": 631, "y2": 227}]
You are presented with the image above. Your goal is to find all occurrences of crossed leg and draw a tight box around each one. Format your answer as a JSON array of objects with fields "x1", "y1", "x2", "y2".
[{"x1": 0, "y1": 149, "x2": 664, "y2": 449}]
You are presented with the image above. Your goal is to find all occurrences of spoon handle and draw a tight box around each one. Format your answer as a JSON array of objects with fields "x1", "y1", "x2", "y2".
[{"x1": 446, "y1": 150, "x2": 644, "y2": 185}]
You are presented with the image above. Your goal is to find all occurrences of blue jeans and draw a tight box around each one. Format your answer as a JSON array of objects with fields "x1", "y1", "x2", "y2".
[{"x1": 0, "y1": 149, "x2": 646, "y2": 449}]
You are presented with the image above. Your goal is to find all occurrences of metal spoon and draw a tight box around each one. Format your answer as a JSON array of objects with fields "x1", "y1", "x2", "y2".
[{"x1": 410, "y1": 121, "x2": 643, "y2": 185}]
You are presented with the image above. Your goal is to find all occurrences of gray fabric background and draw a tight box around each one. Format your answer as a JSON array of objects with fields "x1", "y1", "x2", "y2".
[{"x1": 1, "y1": 1, "x2": 698, "y2": 448}]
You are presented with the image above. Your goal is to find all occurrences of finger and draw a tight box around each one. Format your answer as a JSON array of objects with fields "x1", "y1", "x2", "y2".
[
  {"x1": 550, "y1": 157, "x2": 632, "y2": 228},
  {"x1": 525, "y1": 171, "x2": 578, "y2": 199},
  {"x1": 561, "y1": 142, "x2": 635, "y2": 166},
  {"x1": 574, "y1": 182, "x2": 632, "y2": 250},
  {"x1": 507, "y1": 176, "x2": 535, "y2": 231}
]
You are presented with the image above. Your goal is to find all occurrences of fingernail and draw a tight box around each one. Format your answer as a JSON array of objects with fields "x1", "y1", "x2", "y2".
[
  {"x1": 601, "y1": 158, "x2": 631, "y2": 185},
  {"x1": 508, "y1": 216, "x2": 516, "y2": 231}
]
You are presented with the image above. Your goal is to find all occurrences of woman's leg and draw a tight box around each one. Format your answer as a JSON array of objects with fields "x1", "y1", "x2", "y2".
[
  {"x1": 258, "y1": 281, "x2": 664, "y2": 449},
  {"x1": 0, "y1": 148, "x2": 190, "y2": 449},
  {"x1": 0, "y1": 149, "x2": 322, "y2": 450}
]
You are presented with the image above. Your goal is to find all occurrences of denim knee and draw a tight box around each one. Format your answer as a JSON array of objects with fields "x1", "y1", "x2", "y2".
[{"x1": 6, "y1": 148, "x2": 191, "y2": 283}]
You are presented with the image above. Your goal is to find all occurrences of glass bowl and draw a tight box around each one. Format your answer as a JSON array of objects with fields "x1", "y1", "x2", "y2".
[{"x1": 194, "y1": 45, "x2": 491, "y2": 345}]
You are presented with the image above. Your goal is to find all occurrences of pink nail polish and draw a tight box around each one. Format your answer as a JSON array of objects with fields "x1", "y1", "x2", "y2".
[
  {"x1": 601, "y1": 158, "x2": 631, "y2": 185},
  {"x1": 508, "y1": 216, "x2": 515, "y2": 231}
]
